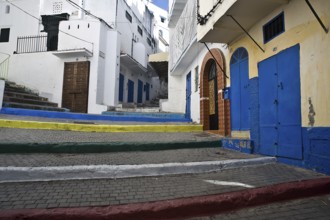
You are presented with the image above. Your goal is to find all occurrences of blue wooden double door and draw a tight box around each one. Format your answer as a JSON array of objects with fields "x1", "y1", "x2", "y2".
[
  {"x1": 258, "y1": 45, "x2": 302, "y2": 159},
  {"x1": 230, "y1": 48, "x2": 250, "y2": 131}
]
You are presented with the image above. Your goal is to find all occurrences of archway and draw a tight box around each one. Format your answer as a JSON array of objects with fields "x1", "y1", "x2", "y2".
[{"x1": 200, "y1": 48, "x2": 230, "y2": 136}]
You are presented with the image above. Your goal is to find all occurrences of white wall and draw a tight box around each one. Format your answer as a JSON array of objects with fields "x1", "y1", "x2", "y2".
[{"x1": 0, "y1": 0, "x2": 41, "y2": 55}]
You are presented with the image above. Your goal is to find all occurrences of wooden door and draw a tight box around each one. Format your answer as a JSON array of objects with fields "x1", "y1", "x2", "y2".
[{"x1": 62, "y1": 61, "x2": 90, "y2": 113}]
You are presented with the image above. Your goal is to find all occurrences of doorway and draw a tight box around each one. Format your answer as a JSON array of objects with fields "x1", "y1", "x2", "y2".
[{"x1": 62, "y1": 61, "x2": 90, "y2": 113}]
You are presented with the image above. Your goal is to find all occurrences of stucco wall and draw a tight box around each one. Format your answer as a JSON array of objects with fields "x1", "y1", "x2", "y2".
[{"x1": 225, "y1": 0, "x2": 330, "y2": 127}]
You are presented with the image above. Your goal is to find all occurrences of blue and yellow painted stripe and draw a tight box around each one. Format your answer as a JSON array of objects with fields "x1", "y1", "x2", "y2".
[{"x1": 0, "y1": 119, "x2": 203, "y2": 133}]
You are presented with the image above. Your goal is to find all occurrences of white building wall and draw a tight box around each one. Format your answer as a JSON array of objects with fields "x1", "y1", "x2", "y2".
[
  {"x1": 0, "y1": 0, "x2": 41, "y2": 56},
  {"x1": 0, "y1": 0, "x2": 161, "y2": 113}
]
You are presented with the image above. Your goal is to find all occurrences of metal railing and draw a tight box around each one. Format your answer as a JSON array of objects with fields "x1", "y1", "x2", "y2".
[
  {"x1": 16, "y1": 35, "x2": 48, "y2": 54},
  {"x1": 0, "y1": 56, "x2": 10, "y2": 80}
]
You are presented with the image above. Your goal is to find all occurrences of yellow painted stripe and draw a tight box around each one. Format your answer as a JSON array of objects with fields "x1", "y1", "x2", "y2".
[{"x1": 0, "y1": 119, "x2": 203, "y2": 133}]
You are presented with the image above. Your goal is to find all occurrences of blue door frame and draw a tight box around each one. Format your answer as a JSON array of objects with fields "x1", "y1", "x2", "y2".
[
  {"x1": 138, "y1": 80, "x2": 143, "y2": 104},
  {"x1": 185, "y1": 73, "x2": 191, "y2": 119},
  {"x1": 258, "y1": 44, "x2": 302, "y2": 159},
  {"x1": 127, "y1": 79, "x2": 134, "y2": 103},
  {"x1": 230, "y1": 48, "x2": 250, "y2": 131},
  {"x1": 119, "y1": 73, "x2": 124, "y2": 102}
]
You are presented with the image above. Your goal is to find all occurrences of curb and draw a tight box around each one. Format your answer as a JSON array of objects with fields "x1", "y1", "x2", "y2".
[
  {"x1": 1, "y1": 177, "x2": 330, "y2": 220},
  {"x1": 0, "y1": 119, "x2": 202, "y2": 133},
  {"x1": 0, "y1": 108, "x2": 192, "y2": 123},
  {"x1": 0, "y1": 157, "x2": 276, "y2": 183},
  {"x1": 0, "y1": 140, "x2": 220, "y2": 154}
]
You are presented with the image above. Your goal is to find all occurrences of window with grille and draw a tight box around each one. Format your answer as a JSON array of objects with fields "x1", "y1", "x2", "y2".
[
  {"x1": 126, "y1": 11, "x2": 132, "y2": 23},
  {"x1": 0, "y1": 28, "x2": 10, "y2": 42},
  {"x1": 263, "y1": 12, "x2": 285, "y2": 43}
]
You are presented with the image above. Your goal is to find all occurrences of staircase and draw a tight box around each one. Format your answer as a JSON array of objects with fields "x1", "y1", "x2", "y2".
[{"x1": 2, "y1": 81, "x2": 68, "y2": 112}]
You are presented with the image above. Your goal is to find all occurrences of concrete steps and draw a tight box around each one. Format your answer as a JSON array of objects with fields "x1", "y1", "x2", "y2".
[{"x1": 2, "y1": 81, "x2": 68, "y2": 112}]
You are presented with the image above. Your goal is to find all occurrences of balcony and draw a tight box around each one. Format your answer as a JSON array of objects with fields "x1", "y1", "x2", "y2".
[
  {"x1": 197, "y1": 0, "x2": 289, "y2": 44},
  {"x1": 15, "y1": 35, "x2": 92, "y2": 58}
]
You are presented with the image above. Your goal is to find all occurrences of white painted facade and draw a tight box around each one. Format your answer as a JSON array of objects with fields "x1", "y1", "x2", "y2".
[
  {"x1": 0, "y1": 0, "x2": 168, "y2": 113},
  {"x1": 161, "y1": 0, "x2": 227, "y2": 122}
]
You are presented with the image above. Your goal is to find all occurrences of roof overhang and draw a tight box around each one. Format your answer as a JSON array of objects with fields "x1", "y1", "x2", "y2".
[
  {"x1": 52, "y1": 48, "x2": 93, "y2": 58},
  {"x1": 170, "y1": 37, "x2": 199, "y2": 76},
  {"x1": 168, "y1": 0, "x2": 187, "y2": 28},
  {"x1": 149, "y1": 52, "x2": 169, "y2": 81},
  {"x1": 197, "y1": 0, "x2": 289, "y2": 44},
  {"x1": 120, "y1": 54, "x2": 158, "y2": 77}
]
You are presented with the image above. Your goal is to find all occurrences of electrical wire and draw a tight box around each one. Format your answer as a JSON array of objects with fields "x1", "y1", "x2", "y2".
[{"x1": 65, "y1": 0, "x2": 113, "y2": 29}]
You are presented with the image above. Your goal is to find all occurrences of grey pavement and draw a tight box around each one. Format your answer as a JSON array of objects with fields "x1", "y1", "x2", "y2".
[
  {"x1": 0, "y1": 163, "x2": 325, "y2": 210},
  {"x1": 189, "y1": 194, "x2": 330, "y2": 220},
  {"x1": 0, "y1": 127, "x2": 220, "y2": 143},
  {"x1": 0, "y1": 147, "x2": 257, "y2": 166}
]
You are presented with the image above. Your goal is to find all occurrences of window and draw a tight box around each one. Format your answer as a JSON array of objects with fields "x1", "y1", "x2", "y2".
[
  {"x1": 159, "y1": 30, "x2": 163, "y2": 37},
  {"x1": 0, "y1": 28, "x2": 10, "y2": 43},
  {"x1": 160, "y1": 16, "x2": 165, "y2": 23},
  {"x1": 194, "y1": 66, "x2": 199, "y2": 92},
  {"x1": 125, "y1": 11, "x2": 132, "y2": 23},
  {"x1": 137, "y1": 26, "x2": 143, "y2": 36},
  {"x1": 147, "y1": 38, "x2": 151, "y2": 46},
  {"x1": 263, "y1": 12, "x2": 285, "y2": 43},
  {"x1": 5, "y1": 5, "x2": 10, "y2": 14}
]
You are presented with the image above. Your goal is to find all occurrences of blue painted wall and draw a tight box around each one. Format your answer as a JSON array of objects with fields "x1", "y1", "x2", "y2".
[
  {"x1": 249, "y1": 77, "x2": 260, "y2": 154},
  {"x1": 229, "y1": 68, "x2": 330, "y2": 175}
]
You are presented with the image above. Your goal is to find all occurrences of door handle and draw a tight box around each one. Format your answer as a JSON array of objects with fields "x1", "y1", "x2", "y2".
[{"x1": 278, "y1": 82, "x2": 283, "y2": 90}]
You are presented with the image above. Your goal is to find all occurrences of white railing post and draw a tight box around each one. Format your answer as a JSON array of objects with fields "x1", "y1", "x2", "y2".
[{"x1": 0, "y1": 80, "x2": 4, "y2": 110}]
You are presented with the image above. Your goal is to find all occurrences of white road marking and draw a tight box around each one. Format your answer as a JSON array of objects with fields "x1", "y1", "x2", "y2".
[{"x1": 204, "y1": 180, "x2": 254, "y2": 188}]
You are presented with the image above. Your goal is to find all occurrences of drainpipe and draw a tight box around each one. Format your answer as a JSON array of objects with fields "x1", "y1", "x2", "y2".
[{"x1": 78, "y1": 0, "x2": 85, "y2": 19}]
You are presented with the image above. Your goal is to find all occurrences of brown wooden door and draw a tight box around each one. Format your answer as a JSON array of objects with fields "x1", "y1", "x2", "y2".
[{"x1": 62, "y1": 61, "x2": 90, "y2": 113}]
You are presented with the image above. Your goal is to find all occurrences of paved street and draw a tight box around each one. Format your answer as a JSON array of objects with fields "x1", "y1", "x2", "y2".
[
  {"x1": 0, "y1": 163, "x2": 325, "y2": 210},
  {"x1": 0, "y1": 115, "x2": 329, "y2": 219},
  {"x1": 0, "y1": 147, "x2": 258, "y2": 166},
  {"x1": 0, "y1": 127, "x2": 220, "y2": 143},
  {"x1": 189, "y1": 194, "x2": 330, "y2": 220}
]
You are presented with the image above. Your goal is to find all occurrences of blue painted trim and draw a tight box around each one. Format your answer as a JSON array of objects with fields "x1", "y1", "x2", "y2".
[
  {"x1": 274, "y1": 127, "x2": 330, "y2": 175},
  {"x1": 102, "y1": 111, "x2": 186, "y2": 119},
  {"x1": 0, "y1": 108, "x2": 192, "y2": 123},
  {"x1": 221, "y1": 138, "x2": 253, "y2": 154}
]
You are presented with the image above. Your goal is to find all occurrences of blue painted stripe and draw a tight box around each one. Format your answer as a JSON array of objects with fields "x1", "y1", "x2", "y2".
[
  {"x1": 0, "y1": 108, "x2": 192, "y2": 123},
  {"x1": 102, "y1": 111, "x2": 186, "y2": 119}
]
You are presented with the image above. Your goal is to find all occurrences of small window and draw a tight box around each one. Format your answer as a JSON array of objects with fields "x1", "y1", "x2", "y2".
[
  {"x1": 5, "y1": 5, "x2": 10, "y2": 14},
  {"x1": 0, "y1": 28, "x2": 10, "y2": 43},
  {"x1": 263, "y1": 12, "x2": 285, "y2": 43},
  {"x1": 125, "y1": 11, "x2": 132, "y2": 23},
  {"x1": 137, "y1": 26, "x2": 143, "y2": 36},
  {"x1": 159, "y1": 30, "x2": 163, "y2": 37},
  {"x1": 147, "y1": 38, "x2": 151, "y2": 46},
  {"x1": 160, "y1": 16, "x2": 165, "y2": 23}
]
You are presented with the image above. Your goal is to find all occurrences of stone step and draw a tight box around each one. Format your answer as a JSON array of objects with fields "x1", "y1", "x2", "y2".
[
  {"x1": 3, "y1": 96, "x2": 58, "y2": 107},
  {"x1": 4, "y1": 91, "x2": 48, "y2": 102},
  {"x1": 4, "y1": 83, "x2": 38, "y2": 96},
  {"x1": 3, "y1": 102, "x2": 68, "y2": 112}
]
